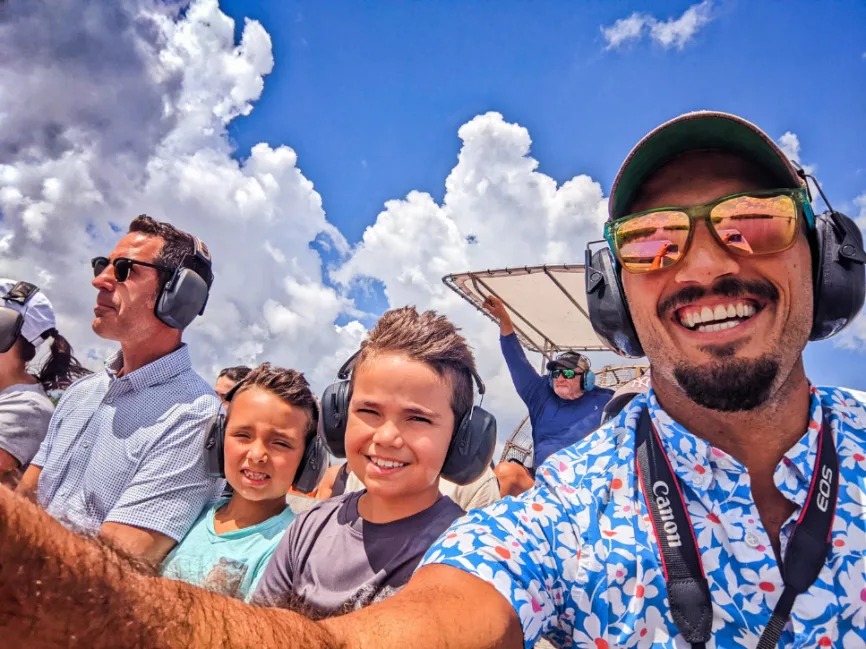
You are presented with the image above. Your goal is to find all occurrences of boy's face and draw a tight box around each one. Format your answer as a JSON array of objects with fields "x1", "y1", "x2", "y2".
[
  {"x1": 223, "y1": 386, "x2": 308, "y2": 502},
  {"x1": 345, "y1": 351, "x2": 456, "y2": 501}
]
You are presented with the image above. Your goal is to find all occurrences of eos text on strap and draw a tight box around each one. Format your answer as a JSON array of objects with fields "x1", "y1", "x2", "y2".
[{"x1": 635, "y1": 406, "x2": 839, "y2": 649}]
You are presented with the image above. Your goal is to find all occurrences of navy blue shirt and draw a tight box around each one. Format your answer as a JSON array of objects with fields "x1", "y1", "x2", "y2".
[{"x1": 500, "y1": 334, "x2": 613, "y2": 467}]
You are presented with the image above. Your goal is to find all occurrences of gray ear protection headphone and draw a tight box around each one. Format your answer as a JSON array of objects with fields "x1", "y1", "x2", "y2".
[
  {"x1": 0, "y1": 282, "x2": 41, "y2": 354},
  {"x1": 320, "y1": 351, "x2": 498, "y2": 485},
  {"x1": 156, "y1": 236, "x2": 214, "y2": 330},
  {"x1": 203, "y1": 382, "x2": 329, "y2": 494},
  {"x1": 586, "y1": 177, "x2": 866, "y2": 357}
]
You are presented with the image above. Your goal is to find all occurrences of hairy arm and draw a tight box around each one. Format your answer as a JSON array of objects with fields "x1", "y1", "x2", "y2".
[
  {"x1": 100, "y1": 522, "x2": 177, "y2": 565},
  {"x1": 15, "y1": 464, "x2": 41, "y2": 502},
  {"x1": 324, "y1": 565, "x2": 523, "y2": 649},
  {"x1": 0, "y1": 486, "x2": 341, "y2": 649}
]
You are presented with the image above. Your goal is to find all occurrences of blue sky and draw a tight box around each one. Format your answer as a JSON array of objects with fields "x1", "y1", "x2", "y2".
[{"x1": 218, "y1": 0, "x2": 866, "y2": 389}]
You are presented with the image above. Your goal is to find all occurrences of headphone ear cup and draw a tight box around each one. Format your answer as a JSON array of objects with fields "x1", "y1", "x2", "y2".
[
  {"x1": 156, "y1": 268, "x2": 209, "y2": 330},
  {"x1": 293, "y1": 435, "x2": 329, "y2": 494},
  {"x1": 585, "y1": 248, "x2": 644, "y2": 358},
  {"x1": 584, "y1": 370, "x2": 596, "y2": 391},
  {"x1": 203, "y1": 414, "x2": 226, "y2": 478},
  {"x1": 440, "y1": 406, "x2": 497, "y2": 485},
  {"x1": 320, "y1": 380, "x2": 350, "y2": 458},
  {"x1": 810, "y1": 211, "x2": 866, "y2": 340}
]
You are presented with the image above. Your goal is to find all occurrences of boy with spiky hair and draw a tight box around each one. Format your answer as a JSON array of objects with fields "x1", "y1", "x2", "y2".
[{"x1": 253, "y1": 306, "x2": 476, "y2": 617}]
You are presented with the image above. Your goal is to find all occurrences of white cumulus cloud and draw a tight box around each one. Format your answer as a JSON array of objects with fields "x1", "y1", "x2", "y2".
[
  {"x1": 0, "y1": 0, "x2": 359, "y2": 390},
  {"x1": 602, "y1": 0, "x2": 714, "y2": 51},
  {"x1": 334, "y1": 112, "x2": 609, "y2": 435}
]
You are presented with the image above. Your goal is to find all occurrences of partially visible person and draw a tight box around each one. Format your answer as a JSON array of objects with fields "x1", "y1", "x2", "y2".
[
  {"x1": 484, "y1": 295, "x2": 614, "y2": 470},
  {"x1": 161, "y1": 363, "x2": 325, "y2": 601},
  {"x1": 600, "y1": 371, "x2": 651, "y2": 425},
  {"x1": 0, "y1": 280, "x2": 89, "y2": 488},
  {"x1": 334, "y1": 463, "x2": 500, "y2": 512},
  {"x1": 493, "y1": 459, "x2": 534, "y2": 498},
  {"x1": 215, "y1": 365, "x2": 252, "y2": 408},
  {"x1": 252, "y1": 306, "x2": 494, "y2": 617},
  {"x1": 16, "y1": 215, "x2": 223, "y2": 564}
]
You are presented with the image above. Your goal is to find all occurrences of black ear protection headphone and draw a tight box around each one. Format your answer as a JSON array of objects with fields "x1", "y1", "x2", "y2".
[
  {"x1": 585, "y1": 174, "x2": 866, "y2": 357},
  {"x1": 156, "y1": 236, "x2": 214, "y2": 330},
  {"x1": 320, "y1": 351, "x2": 498, "y2": 485},
  {"x1": 203, "y1": 381, "x2": 329, "y2": 494},
  {"x1": 0, "y1": 282, "x2": 41, "y2": 354}
]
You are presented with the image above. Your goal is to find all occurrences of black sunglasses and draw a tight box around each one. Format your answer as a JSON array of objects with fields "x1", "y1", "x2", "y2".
[{"x1": 91, "y1": 257, "x2": 174, "y2": 282}]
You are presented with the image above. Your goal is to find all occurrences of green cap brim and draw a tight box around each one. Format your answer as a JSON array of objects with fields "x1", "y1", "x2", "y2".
[{"x1": 610, "y1": 111, "x2": 803, "y2": 220}]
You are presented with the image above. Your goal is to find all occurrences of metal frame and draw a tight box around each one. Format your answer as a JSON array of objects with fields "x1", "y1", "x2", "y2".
[{"x1": 443, "y1": 263, "x2": 609, "y2": 360}]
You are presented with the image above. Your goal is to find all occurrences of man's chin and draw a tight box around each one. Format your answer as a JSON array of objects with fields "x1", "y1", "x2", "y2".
[{"x1": 673, "y1": 354, "x2": 780, "y2": 412}]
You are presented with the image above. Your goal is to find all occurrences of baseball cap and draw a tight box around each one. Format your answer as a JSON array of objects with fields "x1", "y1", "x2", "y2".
[
  {"x1": 546, "y1": 351, "x2": 590, "y2": 373},
  {"x1": 609, "y1": 111, "x2": 804, "y2": 220},
  {"x1": 0, "y1": 279, "x2": 57, "y2": 348}
]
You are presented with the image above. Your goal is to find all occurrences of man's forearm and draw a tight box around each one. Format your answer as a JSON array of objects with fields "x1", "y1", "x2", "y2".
[{"x1": 0, "y1": 487, "x2": 341, "y2": 649}]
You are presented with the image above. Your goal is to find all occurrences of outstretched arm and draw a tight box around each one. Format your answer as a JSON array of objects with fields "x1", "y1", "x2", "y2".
[
  {"x1": 0, "y1": 487, "x2": 521, "y2": 649},
  {"x1": 483, "y1": 296, "x2": 547, "y2": 409}
]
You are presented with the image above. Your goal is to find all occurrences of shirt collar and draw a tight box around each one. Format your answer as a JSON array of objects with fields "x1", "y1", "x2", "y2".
[
  {"x1": 103, "y1": 344, "x2": 192, "y2": 392},
  {"x1": 643, "y1": 386, "x2": 826, "y2": 501}
]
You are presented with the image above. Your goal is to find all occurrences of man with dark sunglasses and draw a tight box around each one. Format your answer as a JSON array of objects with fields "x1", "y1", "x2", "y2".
[
  {"x1": 484, "y1": 294, "x2": 613, "y2": 485},
  {"x1": 16, "y1": 215, "x2": 223, "y2": 565},
  {"x1": 3, "y1": 112, "x2": 866, "y2": 649}
]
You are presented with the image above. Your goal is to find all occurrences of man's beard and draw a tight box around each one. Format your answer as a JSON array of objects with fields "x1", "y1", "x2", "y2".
[{"x1": 673, "y1": 355, "x2": 780, "y2": 411}]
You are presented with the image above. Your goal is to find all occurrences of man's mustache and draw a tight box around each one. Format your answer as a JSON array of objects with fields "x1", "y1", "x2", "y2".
[{"x1": 657, "y1": 277, "x2": 780, "y2": 319}]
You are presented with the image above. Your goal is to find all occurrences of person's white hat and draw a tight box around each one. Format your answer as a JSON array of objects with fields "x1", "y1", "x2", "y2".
[{"x1": 0, "y1": 278, "x2": 57, "y2": 348}]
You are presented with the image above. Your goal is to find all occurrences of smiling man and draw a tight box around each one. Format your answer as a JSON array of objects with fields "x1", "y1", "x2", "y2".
[
  {"x1": 2, "y1": 112, "x2": 865, "y2": 649},
  {"x1": 16, "y1": 215, "x2": 223, "y2": 564}
]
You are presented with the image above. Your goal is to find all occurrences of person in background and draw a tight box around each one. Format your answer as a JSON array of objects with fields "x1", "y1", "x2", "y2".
[
  {"x1": 252, "y1": 307, "x2": 480, "y2": 617},
  {"x1": 484, "y1": 295, "x2": 613, "y2": 494},
  {"x1": 161, "y1": 363, "x2": 320, "y2": 601},
  {"x1": 16, "y1": 215, "x2": 223, "y2": 564},
  {"x1": 0, "y1": 279, "x2": 89, "y2": 488},
  {"x1": 215, "y1": 365, "x2": 252, "y2": 409}
]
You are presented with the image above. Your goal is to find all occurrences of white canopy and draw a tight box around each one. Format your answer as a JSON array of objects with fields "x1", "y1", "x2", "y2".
[{"x1": 443, "y1": 264, "x2": 609, "y2": 356}]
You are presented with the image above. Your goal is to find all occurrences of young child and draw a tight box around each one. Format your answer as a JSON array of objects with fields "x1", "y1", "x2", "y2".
[
  {"x1": 160, "y1": 363, "x2": 323, "y2": 601},
  {"x1": 253, "y1": 306, "x2": 493, "y2": 617}
]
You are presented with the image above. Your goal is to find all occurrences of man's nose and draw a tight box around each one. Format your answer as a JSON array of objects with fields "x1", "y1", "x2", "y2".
[
  {"x1": 92, "y1": 264, "x2": 116, "y2": 292},
  {"x1": 674, "y1": 222, "x2": 740, "y2": 286}
]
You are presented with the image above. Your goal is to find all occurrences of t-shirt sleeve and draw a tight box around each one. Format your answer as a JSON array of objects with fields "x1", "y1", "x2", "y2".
[
  {"x1": 251, "y1": 515, "x2": 298, "y2": 607},
  {"x1": 103, "y1": 397, "x2": 224, "y2": 541},
  {"x1": 419, "y1": 484, "x2": 576, "y2": 649},
  {"x1": 0, "y1": 392, "x2": 54, "y2": 465}
]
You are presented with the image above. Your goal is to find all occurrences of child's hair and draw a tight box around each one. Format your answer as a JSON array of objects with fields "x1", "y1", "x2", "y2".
[
  {"x1": 353, "y1": 306, "x2": 477, "y2": 427},
  {"x1": 232, "y1": 363, "x2": 318, "y2": 438}
]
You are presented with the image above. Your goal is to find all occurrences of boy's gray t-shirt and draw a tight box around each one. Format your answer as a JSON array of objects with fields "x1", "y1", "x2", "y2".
[
  {"x1": 253, "y1": 490, "x2": 464, "y2": 617},
  {"x1": 0, "y1": 383, "x2": 54, "y2": 465}
]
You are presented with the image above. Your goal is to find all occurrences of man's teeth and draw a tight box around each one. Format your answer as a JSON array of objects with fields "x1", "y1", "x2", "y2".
[
  {"x1": 243, "y1": 470, "x2": 268, "y2": 480},
  {"x1": 370, "y1": 457, "x2": 408, "y2": 469},
  {"x1": 680, "y1": 301, "x2": 757, "y2": 331}
]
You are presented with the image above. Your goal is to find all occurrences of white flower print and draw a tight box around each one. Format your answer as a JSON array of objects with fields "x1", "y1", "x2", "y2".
[
  {"x1": 839, "y1": 562, "x2": 866, "y2": 628},
  {"x1": 739, "y1": 563, "x2": 783, "y2": 614},
  {"x1": 627, "y1": 605, "x2": 670, "y2": 649}
]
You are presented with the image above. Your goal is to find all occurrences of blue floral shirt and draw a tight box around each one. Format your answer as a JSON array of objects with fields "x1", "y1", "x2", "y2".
[{"x1": 421, "y1": 386, "x2": 866, "y2": 648}]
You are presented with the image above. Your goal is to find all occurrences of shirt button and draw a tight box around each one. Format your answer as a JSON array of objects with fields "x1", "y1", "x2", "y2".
[
  {"x1": 745, "y1": 532, "x2": 761, "y2": 548},
  {"x1": 694, "y1": 473, "x2": 708, "y2": 487},
  {"x1": 82, "y1": 441, "x2": 89, "y2": 448}
]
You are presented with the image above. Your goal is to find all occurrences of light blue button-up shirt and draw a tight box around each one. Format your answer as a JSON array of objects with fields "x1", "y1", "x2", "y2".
[{"x1": 32, "y1": 344, "x2": 224, "y2": 540}]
